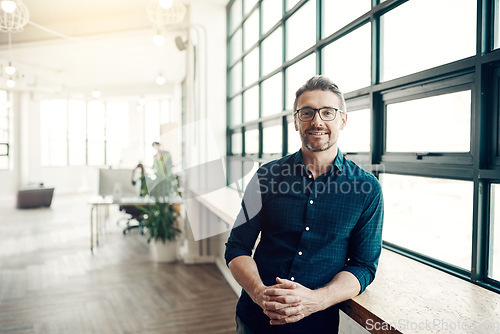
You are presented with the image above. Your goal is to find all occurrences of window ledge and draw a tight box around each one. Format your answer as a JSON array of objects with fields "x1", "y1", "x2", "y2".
[{"x1": 192, "y1": 187, "x2": 500, "y2": 334}]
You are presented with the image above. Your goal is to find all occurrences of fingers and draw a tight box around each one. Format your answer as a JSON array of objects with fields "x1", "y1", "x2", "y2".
[
  {"x1": 269, "y1": 313, "x2": 305, "y2": 325},
  {"x1": 264, "y1": 304, "x2": 304, "y2": 320}
]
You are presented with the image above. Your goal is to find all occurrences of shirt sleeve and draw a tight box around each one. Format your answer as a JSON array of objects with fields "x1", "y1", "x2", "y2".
[
  {"x1": 224, "y1": 170, "x2": 265, "y2": 266},
  {"x1": 343, "y1": 179, "x2": 384, "y2": 293}
]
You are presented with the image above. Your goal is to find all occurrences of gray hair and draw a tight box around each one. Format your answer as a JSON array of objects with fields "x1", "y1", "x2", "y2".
[{"x1": 293, "y1": 75, "x2": 347, "y2": 113}]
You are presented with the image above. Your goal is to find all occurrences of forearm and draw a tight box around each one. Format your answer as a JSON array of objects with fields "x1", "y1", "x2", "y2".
[
  {"x1": 228, "y1": 255, "x2": 267, "y2": 308},
  {"x1": 315, "y1": 271, "x2": 361, "y2": 311}
]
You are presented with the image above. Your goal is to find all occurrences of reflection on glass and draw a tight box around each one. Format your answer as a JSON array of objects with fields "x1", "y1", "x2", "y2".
[
  {"x1": 261, "y1": 72, "x2": 282, "y2": 117},
  {"x1": 286, "y1": 0, "x2": 316, "y2": 61},
  {"x1": 245, "y1": 128, "x2": 259, "y2": 154},
  {"x1": 232, "y1": 132, "x2": 242, "y2": 155},
  {"x1": 244, "y1": 9, "x2": 260, "y2": 51},
  {"x1": 230, "y1": 62, "x2": 242, "y2": 96},
  {"x1": 244, "y1": 86, "x2": 259, "y2": 122},
  {"x1": 230, "y1": 95, "x2": 242, "y2": 125},
  {"x1": 288, "y1": 120, "x2": 302, "y2": 153},
  {"x1": 262, "y1": 0, "x2": 282, "y2": 34},
  {"x1": 386, "y1": 91, "x2": 471, "y2": 152},
  {"x1": 382, "y1": 0, "x2": 476, "y2": 81},
  {"x1": 242, "y1": 161, "x2": 260, "y2": 191},
  {"x1": 263, "y1": 124, "x2": 282, "y2": 154},
  {"x1": 338, "y1": 108, "x2": 370, "y2": 152},
  {"x1": 244, "y1": 48, "x2": 259, "y2": 87},
  {"x1": 323, "y1": 0, "x2": 371, "y2": 37},
  {"x1": 322, "y1": 24, "x2": 371, "y2": 93},
  {"x1": 229, "y1": 0, "x2": 242, "y2": 33},
  {"x1": 285, "y1": 54, "x2": 316, "y2": 110},
  {"x1": 230, "y1": 28, "x2": 242, "y2": 65},
  {"x1": 381, "y1": 174, "x2": 473, "y2": 270},
  {"x1": 261, "y1": 26, "x2": 282, "y2": 76},
  {"x1": 68, "y1": 100, "x2": 86, "y2": 166},
  {"x1": 490, "y1": 184, "x2": 500, "y2": 281}
]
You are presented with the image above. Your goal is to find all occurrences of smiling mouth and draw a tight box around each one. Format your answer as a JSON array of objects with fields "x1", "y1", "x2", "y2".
[{"x1": 307, "y1": 131, "x2": 328, "y2": 136}]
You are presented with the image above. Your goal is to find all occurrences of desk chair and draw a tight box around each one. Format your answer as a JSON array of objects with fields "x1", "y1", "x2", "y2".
[{"x1": 118, "y1": 205, "x2": 144, "y2": 235}]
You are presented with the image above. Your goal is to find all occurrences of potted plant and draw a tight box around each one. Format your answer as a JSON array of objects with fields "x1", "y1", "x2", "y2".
[{"x1": 137, "y1": 200, "x2": 182, "y2": 262}]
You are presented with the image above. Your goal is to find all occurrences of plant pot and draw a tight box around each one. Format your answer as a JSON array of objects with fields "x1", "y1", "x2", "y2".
[{"x1": 149, "y1": 239, "x2": 178, "y2": 263}]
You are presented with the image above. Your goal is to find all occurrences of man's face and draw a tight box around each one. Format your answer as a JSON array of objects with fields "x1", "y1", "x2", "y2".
[{"x1": 294, "y1": 90, "x2": 347, "y2": 153}]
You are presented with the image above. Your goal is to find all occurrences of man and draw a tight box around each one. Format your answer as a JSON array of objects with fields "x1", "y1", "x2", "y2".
[
  {"x1": 225, "y1": 75, "x2": 384, "y2": 333},
  {"x1": 150, "y1": 141, "x2": 175, "y2": 199}
]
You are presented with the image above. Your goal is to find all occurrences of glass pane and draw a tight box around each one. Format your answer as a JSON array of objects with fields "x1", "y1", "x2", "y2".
[
  {"x1": 244, "y1": 0, "x2": 258, "y2": 15},
  {"x1": 0, "y1": 156, "x2": 8, "y2": 169},
  {"x1": 244, "y1": 47, "x2": 259, "y2": 87},
  {"x1": 286, "y1": 0, "x2": 316, "y2": 61},
  {"x1": 490, "y1": 184, "x2": 500, "y2": 281},
  {"x1": 381, "y1": 174, "x2": 473, "y2": 270},
  {"x1": 0, "y1": 143, "x2": 7, "y2": 155},
  {"x1": 230, "y1": 61, "x2": 242, "y2": 96},
  {"x1": 68, "y1": 100, "x2": 86, "y2": 166},
  {"x1": 323, "y1": 0, "x2": 371, "y2": 37},
  {"x1": 286, "y1": 0, "x2": 300, "y2": 11},
  {"x1": 322, "y1": 24, "x2": 371, "y2": 93},
  {"x1": 230, "y1": 28, "x2": 242, "y2": 65},
  {"x1": 41, "y1": 99, "x2": 67, "y2": 166},
  {"x1": 262, "y1": 0, "x2": 282, "y2": 34},
  {"x1": 386, "y1": 91, "x2": 471, "y2": 152},
  {"x1": 229, "y1": 0, "x2": 242, "y2": 34},
  {"x1": 288, "y1": 120, "x2": 302, "y2": 153},
  {"x1": 87, "y1": 100, "x2": 105, "y2": 166},
  {"x1": 263, "y1": 124, "x2": 282, "y2": 154},
  {"x1": 382, "y1": 0, "x2": 476, "y2": 81},
  {"x1": 261, "y1": 26, "x2": 282, "y2": 76},
  {"x1": 338, "y1": 108, "x2": 370, "y2": 153},
  {"x1": 244, "y1": 9, "x2": 259, "y2": 51},
  {"x1": 232, "y1": 132, "x2": 242, "y2": 155},
  {"x1": 230, "y1": 95, "x2": 242, "y2": 126},
  {"x1": 261, "y1": 72, "x2": 282, "y2": 117},
  {"x1": 245, "y1": 128, "x2": 259, "y2": 154},
  {"x1": 243, "y1": 86, "x2": 259, "y2": 122},
  {"x1": 285, "y1": 53, "x2": 316, "y2": 110},
  {"x1": 106, "y1": 102, "x2": 129, "y2": 166}
]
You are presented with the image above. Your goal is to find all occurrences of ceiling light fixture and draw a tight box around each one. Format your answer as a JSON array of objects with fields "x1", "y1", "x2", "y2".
[
  {"x1": 0, "y1": 0, "x2": 29, "y2": 32},
  {"x1": 1, "y1": 0, "x2": 16, "y2": 13},
  {"x1": 6, "y1": 77, "x2": 15, "y2": 88},
  {"x1": 155, "y1": 74, "x2": 166, "y2": 86},
  {"x1": 152, "y1": 32, "x2": 165, "y2": 47},
  {"x1": 92, "y1": 89, "x2": 101, "y2": 99},
  {"x1": 5, "y1": 62, "x2": 15, "y2": 75},
  {"x1": 146, "y1": 0, "x2": 186, "y2": 26},
  {"x1": 158, "y1": 0, "x2": 173, "y2": 9}
]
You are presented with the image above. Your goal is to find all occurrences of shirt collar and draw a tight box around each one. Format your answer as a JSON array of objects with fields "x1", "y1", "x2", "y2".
[{"x1": 292, "y1": 148, "x2": 344, "y2": 174}]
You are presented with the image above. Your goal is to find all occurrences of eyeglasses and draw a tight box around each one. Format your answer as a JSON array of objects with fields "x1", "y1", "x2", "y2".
[{"x1": 294, "y1": 107, "x2": 344, "y2": 122}]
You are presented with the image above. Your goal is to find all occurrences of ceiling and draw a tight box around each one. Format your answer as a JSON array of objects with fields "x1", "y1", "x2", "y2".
[{"x1": 0, "y1": 0, "x2": 227, "y2": 98}]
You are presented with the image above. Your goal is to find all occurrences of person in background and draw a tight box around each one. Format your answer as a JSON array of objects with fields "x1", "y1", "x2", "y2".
[
  {"x1": 131, "y1": 162, "x2": 148, "y2": 197},
  {"x1": 225, "y1": 75, "x2": 384, "y2": 334},
  {"x1": 150, "y1": 141, "x2": 175, "y2": 199}
]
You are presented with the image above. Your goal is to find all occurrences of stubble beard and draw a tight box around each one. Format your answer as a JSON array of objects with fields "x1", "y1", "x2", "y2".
[{"x1": 302, "y1": 132, "x2": 336, "y2": 152}]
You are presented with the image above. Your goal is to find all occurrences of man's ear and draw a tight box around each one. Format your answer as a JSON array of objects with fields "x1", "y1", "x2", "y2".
[
  {"x1": 294, "y1": 116, "x2": 299, "y2": 131},
  {"x1": 340, "y1": 113, "x2": 347, "y2": 130}
]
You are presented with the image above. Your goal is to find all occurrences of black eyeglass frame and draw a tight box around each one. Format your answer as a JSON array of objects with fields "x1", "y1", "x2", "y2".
[{"x1": 294, "y1": 107, "x2": 345, "y2": 122}]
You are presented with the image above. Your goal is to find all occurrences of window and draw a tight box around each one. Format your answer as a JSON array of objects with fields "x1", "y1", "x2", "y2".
[
  {"x1": 0, "y1": 90, "x2": 10, "y2": 170},
  {"x1": 226, "y1": 0, "x2": 500, "y2": 291}
]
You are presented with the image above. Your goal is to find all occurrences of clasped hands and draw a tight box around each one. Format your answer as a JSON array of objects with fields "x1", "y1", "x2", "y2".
[{"x1": 255, "y1": 277, "x2": 323, "y2": 325}]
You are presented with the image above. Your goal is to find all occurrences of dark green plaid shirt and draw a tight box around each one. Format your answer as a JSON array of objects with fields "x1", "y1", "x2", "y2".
[{"x1": 225, "y1": 149, "x2": 384, "y2": 334}]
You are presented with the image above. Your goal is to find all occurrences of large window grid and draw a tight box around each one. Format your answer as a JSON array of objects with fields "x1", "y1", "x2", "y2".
[
  {"x1": 0, "y1": 90, "x2": 10, "y2": 170},
  {"x1": 226, "y1": 0, "x2": 500, "y2": 293}
]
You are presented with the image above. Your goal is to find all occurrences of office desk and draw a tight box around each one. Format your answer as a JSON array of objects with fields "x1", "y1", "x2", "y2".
[{"x1": 88, "y1": 196, "x2": 155, "y2": 252}]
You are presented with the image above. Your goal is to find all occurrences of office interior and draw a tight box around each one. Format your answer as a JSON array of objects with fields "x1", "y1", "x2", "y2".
[{"x1": 1, "y1": 0, "x2": 500, "y2": 333}]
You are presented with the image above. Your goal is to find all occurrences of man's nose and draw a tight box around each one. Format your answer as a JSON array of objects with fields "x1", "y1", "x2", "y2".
[{"x1": 310, "y1": 110, "x2": 324, "y2": 127}]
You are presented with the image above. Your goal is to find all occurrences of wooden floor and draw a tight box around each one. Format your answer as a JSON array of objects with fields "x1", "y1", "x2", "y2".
[{"x1": 0, "y1": 193, "x2": 237, "y2": 334}]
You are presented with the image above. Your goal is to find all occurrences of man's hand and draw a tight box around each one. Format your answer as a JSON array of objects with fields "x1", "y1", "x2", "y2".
[{"x1": 263, "y1": 277, "x2": 325, "y2": 325}]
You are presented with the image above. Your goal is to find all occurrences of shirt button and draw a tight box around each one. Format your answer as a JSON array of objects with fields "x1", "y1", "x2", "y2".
[
  {"x1": 290, "y1": 277, "x2": 295, "y2": 281},
  {"x1": 305, "y1": 226, "x2": 310, "y2": 231},
  {"x1": 308, "y1": 174, "x2": 312, "y2": 179},
  {"x1": 298, "y1": 251, "x2": 303, "y2": 256},
  {"x1": 309, "y1": 200, "x2": 313, "y2": 205}
]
